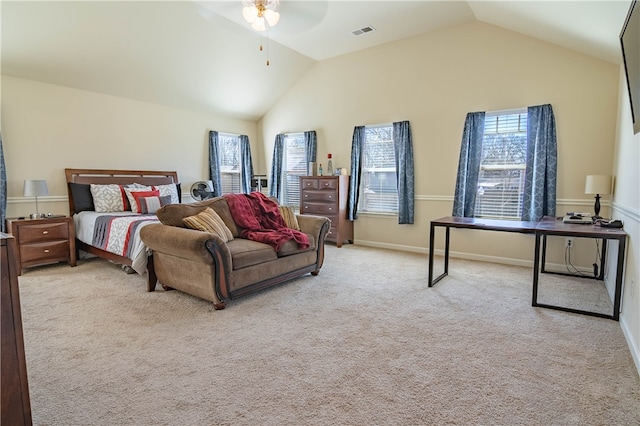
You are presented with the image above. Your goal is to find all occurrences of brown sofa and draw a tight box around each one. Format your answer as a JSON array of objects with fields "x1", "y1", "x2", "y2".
[{"x1": 139, "y1": 196, "x2": 331, "y2": 309}]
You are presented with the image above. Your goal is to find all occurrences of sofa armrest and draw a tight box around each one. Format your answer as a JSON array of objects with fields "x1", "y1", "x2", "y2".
[
  {"x1": 140, "y1": 223, "x2": 229, "y2": 264},
  {"x1": 296, "y1": 214, "x2": 331, "y2": 239}
]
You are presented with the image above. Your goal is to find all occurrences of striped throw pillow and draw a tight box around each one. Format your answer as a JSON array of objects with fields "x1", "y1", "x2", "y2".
[
  {"x1": 279, "y1": 206, "x2": 300, "y2": 230},
  {"x1": 183, "y1": 207, "x2": 234, "y2": 242}
]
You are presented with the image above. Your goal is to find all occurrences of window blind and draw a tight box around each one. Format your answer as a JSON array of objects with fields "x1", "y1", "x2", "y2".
[
  {"x1": 475, "y1": 111, "x2": 527, "y2": 219},
  {"x1": 218, "y1": 133, "x2": 241, "y2": 195},
  {"x1": 359, "y1": 125, "x2": 398, "y2": 213},
  {"x1": 283, "y1": 133, "x2": 307, "y2": 207}
]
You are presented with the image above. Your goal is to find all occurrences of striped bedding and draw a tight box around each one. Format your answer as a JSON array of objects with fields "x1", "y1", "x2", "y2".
[{"x1": 73, "y1": 211, "x2": 159, "y2": 274}]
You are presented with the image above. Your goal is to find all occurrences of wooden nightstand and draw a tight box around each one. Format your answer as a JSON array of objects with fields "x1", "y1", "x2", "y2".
[{"x1": 6, "y1": 216, "x2": 77, "y2": 275}]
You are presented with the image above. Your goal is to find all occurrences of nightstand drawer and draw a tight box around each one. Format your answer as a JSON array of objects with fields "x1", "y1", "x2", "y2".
[
  {"x1": 19, "y1": 222, "x2": 69, "y2": 243},
  {"x1": 20, "y1": 240, "x2": 70, "y2": 264}
]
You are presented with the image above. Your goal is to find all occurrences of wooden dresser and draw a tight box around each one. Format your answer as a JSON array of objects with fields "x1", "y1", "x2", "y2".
[
  {"x1": 300, "y1": 175, "x2": 353, "y2": 247},
  {"x1": 1, "y1": 233, "x2": 33, "y2": 425},
  {"x1": 7, "y1": 217, "x2": 76, "y2": 276}
]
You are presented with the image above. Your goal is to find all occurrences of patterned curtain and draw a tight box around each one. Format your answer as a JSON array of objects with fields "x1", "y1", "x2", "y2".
[
  {"x1": 304, "y1": 131, "x2": 317, "y2": 165},
  {"x1": 347, "y1": 126, "x2": 365, "y2": 220},
  {"x1": 208, "y1": 131, "x2": 222, "y2": 197},
  {"x1": 0, "y1": 134, "x2": 6, "y2": 233},
  {"x1": 239, "y1": 135, "x2": 254, "y2": 194},
  {"x1": 452, "y1": 112, "x2": 485, "y2": 217},
  {"x1": 522, "y1": 104, "x2": 557, "y2": 221},
  {"x1": 269, "y1": 134, "x2": 285, "y2": 201},
  {"x1": 393, "y1": 121, "x2": 415, "y2": 224}
]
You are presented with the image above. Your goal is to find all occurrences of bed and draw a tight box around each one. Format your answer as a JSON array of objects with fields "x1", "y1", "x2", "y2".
[{"x1": 65, "y1": 168, "x2": 180, "y2": 274}]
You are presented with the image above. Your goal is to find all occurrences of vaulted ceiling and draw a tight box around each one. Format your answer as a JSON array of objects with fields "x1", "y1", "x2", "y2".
[{"x1": 1, "y1": 1, "x2": 633, "y2": 121}]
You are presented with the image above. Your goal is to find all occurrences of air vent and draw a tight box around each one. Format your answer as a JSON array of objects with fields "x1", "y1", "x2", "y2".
[{"x1": 352, "y1": 26, "x2": 376, "y2": 36}]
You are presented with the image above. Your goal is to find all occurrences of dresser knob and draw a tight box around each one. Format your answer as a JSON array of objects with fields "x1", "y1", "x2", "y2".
[
  {"x1": 42, "y1": 230, "x2": 49, "y2": 234},
  {"x1": 44, "y1": 249, "x2": 50, "y2": 253}
]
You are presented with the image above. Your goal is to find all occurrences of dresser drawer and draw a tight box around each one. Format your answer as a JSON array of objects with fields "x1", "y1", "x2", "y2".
[
  {"x1": 301, "y1": 178, "x2": 319, "y2": 190},
  {"x1": 302, "y1": 189, "x2": 337, "y2": 203},
  {"x1": 19, "y1": 222, "x2": 69, "y2": 243},
  {"x1": 20, "y1": 240, "x2": 70, "y2": 264},
  {"x1": 300, "y1": 178, "x2": 338, "y2": 190},
  {"x1": 302, "y1": 202, "x2": 338, "y2": 215},
  {"x1": 317, "y1": 179, "x2": 337, "y2": 190}
]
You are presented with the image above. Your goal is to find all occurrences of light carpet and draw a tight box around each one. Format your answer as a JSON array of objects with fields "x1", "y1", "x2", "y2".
[{"x1": 17, "y1": 245, "x2": 640, "y2": 425}]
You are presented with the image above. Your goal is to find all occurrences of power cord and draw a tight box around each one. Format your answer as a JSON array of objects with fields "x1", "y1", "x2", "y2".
[
  {"x1": 565, "y1": 244, "x2": 588, "y2": 277},
  {"x1": 593, "y1": 239, "x2": 602, "y2": 278}
]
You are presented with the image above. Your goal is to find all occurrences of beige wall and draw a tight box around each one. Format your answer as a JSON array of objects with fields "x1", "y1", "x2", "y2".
[
  {"x1": 260, "y1": 21, "x2": 619, "y2": 263},
  {"x1": 1, "y1": 75, "x2": 258, "y2": 218}
]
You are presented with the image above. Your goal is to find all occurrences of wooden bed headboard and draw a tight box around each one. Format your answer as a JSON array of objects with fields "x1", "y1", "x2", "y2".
[{"x1": 65, "y1": 168, "x2": 179, "y2": 215}]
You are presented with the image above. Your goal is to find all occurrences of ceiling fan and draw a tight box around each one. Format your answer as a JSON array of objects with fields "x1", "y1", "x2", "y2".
[{"x1": 191, "y1": 0, "x2": 329, "y2": 36}]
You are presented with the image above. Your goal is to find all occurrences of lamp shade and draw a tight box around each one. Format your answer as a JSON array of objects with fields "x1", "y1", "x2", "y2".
[
  {"x1": 585, "y1": 175, "x2": 612, "y2": 195},
  {"x1": 23, "y1": 179, "x2": 49, "y2": 197}
]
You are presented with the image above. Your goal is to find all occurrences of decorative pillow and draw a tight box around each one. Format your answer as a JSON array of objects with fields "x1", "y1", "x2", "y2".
[
  {"x1": 279, "y1": 206, "x2": 300, "y2": 230},
  {"x1": 68, "y1": 182, "x2": 95, "y2": 212},
  {"x1": 130, "y1": 190, "x2": 160, "y2": 213},
  {"x1": 90, "y1": 184, "x2": 128, "y2": 213},
  {"x1": 152, "y1": 183, "x2": 180, "y2": 204},
  {"x1": 123, "y1": 185, "x2": 153, "y2": 213},
  {"x1": 138, "y1": 195, "x2": 171, "y2": 214},
  {"x1": 183, "y1": 207, "x2": 234, "y2": 242}
]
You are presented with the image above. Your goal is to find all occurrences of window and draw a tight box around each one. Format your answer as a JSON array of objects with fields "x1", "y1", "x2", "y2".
[
  {"x1": 282, "y1": 133, "x2": 307, "y2": 207},
  {"x1": 218, "y1": 132, "x2": 242, "y2": 195},
  {"x1": 474, "y1": 110, "x2": 527, "y2": 219},
  {"x1": 358, "y1": 124, "x2": 398, "y2": 213}
]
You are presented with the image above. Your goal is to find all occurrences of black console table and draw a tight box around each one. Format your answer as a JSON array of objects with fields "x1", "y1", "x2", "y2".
[{"x1": 428, "y1": 216, "x2": 627, "y2": 320}]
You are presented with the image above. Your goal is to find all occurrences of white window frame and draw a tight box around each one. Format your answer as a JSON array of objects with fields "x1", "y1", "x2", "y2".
[
  {"x1": 474, "y1": 109, "x2": 528, "y2": 219},
  {"x1": 218, "y1": 132, "x2": 242, "y2": 195},
  {"x1": 358, "y1": 124, "x2": 398, "y2": 214},
  {"x1": 282, "y1": 132, "x2": 307, "y2": 207}
]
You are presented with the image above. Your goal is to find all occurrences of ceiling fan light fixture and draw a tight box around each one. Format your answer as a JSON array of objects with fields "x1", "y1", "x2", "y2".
[
  {"x1": 264, "y1": 9, "x2": 280, "y2": 27},
  {"x1": 252, "y1": 18, "x2": 266, "y2": 32},
  {"x1": 242, "y1": 6, "x2": 258, "y2": 23},
  {"x1": 242, "y1": 0, "x2": 280, "y2": 31}
]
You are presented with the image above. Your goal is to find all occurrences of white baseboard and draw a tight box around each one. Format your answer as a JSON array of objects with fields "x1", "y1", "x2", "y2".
[
  {"x1": 621, "y1": 317, "x2": 640, "y2": 377},
  {"x1": 354, "y1": 240, "x2": 584, "y2": 271}
]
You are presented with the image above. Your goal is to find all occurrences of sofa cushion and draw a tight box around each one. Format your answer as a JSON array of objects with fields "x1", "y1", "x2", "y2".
[
  {"x1": 183, "y1": 207, "x2": 234, "y2": 242},
  {"x1": 277, "y1": 234, "x2": 315, "y2": 257},
  {"x1": 156, "y1": 196, "x2": 239, "y2": 237},
  {"x1": 226, "y1": 238, "x2": 277, "y2": 270}
]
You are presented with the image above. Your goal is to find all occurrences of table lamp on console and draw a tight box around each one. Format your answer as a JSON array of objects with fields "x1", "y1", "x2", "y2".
[
  {"x1": 584, "y1": 175, "x2": 612, "y2": 219},
  {"x1": 23, "y1": 179, "x2": 49, "y2": 219}
]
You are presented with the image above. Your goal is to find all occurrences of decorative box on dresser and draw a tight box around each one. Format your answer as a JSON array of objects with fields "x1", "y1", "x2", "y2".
[
  {"x1": 6, "y1": 217, "x2": 76, "y2": 276},
  {"x1": 1, "y1": 233, "x2": 32, "y2": 425},
  {"x1": 300, "y1": 175, "x2": 353, "y2": 247}
]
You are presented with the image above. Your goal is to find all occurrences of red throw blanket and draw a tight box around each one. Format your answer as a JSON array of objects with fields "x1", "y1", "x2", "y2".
[{"x1": 224, "y1": 192, "x2": 309, "y2": 252}]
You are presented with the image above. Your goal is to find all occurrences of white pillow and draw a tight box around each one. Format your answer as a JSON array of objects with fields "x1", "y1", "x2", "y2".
[
  {"x1": 123, "y1": 185, "x2": 153, "y2": 213},
  {"x1": 152, "y1": 183, "x2": 180, "y2": 204},
  {"x1": 90, "y1": 184, "x2": 128, "y2": 213}
]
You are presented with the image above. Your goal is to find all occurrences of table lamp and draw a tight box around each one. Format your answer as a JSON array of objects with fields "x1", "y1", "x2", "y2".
[
  {"x1": 584, "y1": 175, "x2": 612, "y2": 219},
  {"x1": 23, "y1": 179, "x2": 49, "y2": 219}
]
